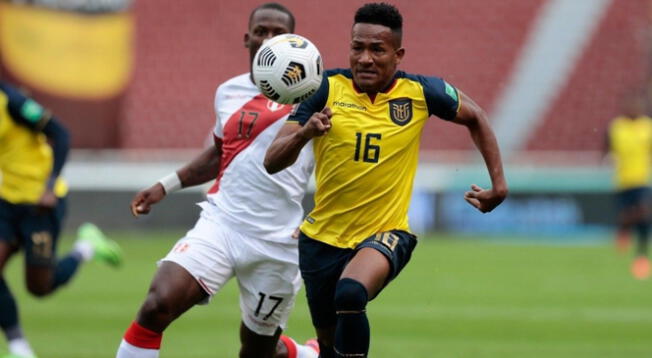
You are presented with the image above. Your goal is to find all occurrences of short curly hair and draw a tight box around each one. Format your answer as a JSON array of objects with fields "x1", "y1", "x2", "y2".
[
  {"x1": 249, "y1": 3, "x2": 295, "y2": 33},
  {"x1": 354, "y1": 3, "x2": 402, "y2": 45}
]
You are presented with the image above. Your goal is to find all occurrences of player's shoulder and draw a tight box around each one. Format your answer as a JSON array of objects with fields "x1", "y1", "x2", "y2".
[
  {"x1": 0, "y1": 81, "x2": 15, "y2": 93},
  {"x1": 216, "y1": 73, "x2": 255, "y2": 93},
  {"x1": 394, "y1": 71, "x2": 460, "y2": 120},
  {"x1": 0, "y1": 81, "x2": 9, "y2": 95},
  {"x1": 221, "y1": 73, "x2": 253, "y2": 87},
  {"x1": 398, "y1": 71, "x2": 459, "y2": 100},
  {"x1": 324, "y1": 68, "x2": 352, "y2": 80},
  {"x1": 215, "y1": 73, "x2": 258, "y2": 102},
  {"x1": 609, "y1": 116, "x2": 626, "y2": 130},
  {"x1": 0, "y1": 81, "x2": 25, "y2": 102},
  {"x1": 0, "y1": 82, "x2": 8, "y2": 105},
  {"x1": 639, "y1": 116, "x2": 652, "y2": 131},
  {"x1": 395, "y1": 71, "x2": 446, "y2": 86},
  {"x1": 321, "y1": 69, "x2": 353, "y2": 94}
]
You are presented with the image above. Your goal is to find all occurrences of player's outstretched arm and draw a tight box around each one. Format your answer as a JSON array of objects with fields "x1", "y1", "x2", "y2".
[
  {"x1": 451, "y1": 91, "x2": 508, "y2": 213},
  {"x1": 38, "y1": 117, "x2": 70, "y2": 210},
  {"x1": 130, "y1": 142, "x2": 222, "y2": 217},
  {"x1": 264, "y1": 107, "x2": 332, "y2": 174},
  {"x1": 176, "y1": 139, "x2": 223, "y2": 188}
]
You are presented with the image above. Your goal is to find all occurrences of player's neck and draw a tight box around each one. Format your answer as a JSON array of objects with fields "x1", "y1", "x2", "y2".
[{"x1": 353, "y1": 77, "x2": 397, "y2": 103}]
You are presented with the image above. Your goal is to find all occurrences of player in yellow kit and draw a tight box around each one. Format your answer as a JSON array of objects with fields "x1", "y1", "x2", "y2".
[
  {"x1": 264, "y1": 3, "x2": 507, "y2": 357},
  {"x1": 0, "y1": 81, "x2": 122, "y2": 358},
  {"x1": 605, "y1": 97, "x2": 652, "y2": 279}
]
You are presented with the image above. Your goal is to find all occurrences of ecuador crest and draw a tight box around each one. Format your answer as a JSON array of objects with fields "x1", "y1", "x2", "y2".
[{"x1": 388, "y1": 98, "x2": 412, "y2": 126}]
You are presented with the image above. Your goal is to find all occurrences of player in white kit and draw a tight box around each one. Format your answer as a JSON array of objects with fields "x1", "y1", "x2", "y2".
[{"x1": 115, "y1": 3, "x2": 318, "y2": 358}]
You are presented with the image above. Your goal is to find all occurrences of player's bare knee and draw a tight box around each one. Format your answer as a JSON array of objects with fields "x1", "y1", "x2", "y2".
[
  {"x1": 139, "y1": 290, "x2": 179, "y2": 324},
  {"x1": 334, "y1": 278, "x2": 368, "y2": 313}
]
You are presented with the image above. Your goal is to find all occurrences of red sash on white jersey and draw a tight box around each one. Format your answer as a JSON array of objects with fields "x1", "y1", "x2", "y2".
[{"x1": 204, "y1": 73, "x2": 313, "y2": 243}]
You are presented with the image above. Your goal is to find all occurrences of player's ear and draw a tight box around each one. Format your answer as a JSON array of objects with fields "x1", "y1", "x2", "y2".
[
  {"x1": 244, "y1": 33, "x2": 250, "y2": 48},
  {"x1": 395, "y1": 47, "x2": 405, "y2": 65}
]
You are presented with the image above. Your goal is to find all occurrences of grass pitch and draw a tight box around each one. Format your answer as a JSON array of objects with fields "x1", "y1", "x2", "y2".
[{"x1": 1, "y1": 231, "x2": 651, "y2": 357}]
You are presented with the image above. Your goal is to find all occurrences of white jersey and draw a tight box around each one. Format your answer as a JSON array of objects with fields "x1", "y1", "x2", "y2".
[{"x1": 205, "y1": 73, "x2": 313, "y2": 243}]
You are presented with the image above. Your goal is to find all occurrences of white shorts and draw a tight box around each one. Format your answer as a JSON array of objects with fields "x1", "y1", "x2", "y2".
[{"x1": 161, "y1": 210, "x2": 302, "y2": 336}]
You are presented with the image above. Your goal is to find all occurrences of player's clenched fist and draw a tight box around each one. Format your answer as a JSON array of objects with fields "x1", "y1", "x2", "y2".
[
  {"x1": 299, "y1": 107, "x2": 332, "y2": 139},
  {"x1": 130, "y1": 183, "x2": 166, "y2": 217},
  {"x1": 464, "y1": 184, "x2": 507, "y2": 213}
]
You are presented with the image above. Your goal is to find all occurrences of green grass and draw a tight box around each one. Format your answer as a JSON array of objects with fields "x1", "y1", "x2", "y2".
[{"x1": 1, "y1": 231, "x2": 651, "y2": 357}]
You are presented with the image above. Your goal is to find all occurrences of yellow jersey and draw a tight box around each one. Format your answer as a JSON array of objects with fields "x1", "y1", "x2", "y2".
[
  {"x1": 608, "y1": 115, "x2": 652, "y2": 190},
  {"x1": 0, "y1": 83, "x2": 67, "y2": 204},
  {"x1": 289, "y1": 69, "x2": 460, "y2": 248}
]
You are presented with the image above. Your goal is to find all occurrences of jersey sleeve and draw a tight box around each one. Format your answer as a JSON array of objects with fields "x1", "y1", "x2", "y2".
[
  {"x1": 213, "y1": 85, "x2": 224, "y2": 139},
  {"x1": 0, "y1": 82, "x2": 51, "y2": 130},
  {"x1": 417, "y1": 76, "x2": 460, "y2": 121},
  {"x1": 287, "y1": 74, "x2": 329, "y2": 125}
]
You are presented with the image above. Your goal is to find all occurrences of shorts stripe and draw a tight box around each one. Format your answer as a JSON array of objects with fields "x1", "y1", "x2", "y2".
[{"x1": 197, "y1": 278, "x2": 213, "y2": 295}]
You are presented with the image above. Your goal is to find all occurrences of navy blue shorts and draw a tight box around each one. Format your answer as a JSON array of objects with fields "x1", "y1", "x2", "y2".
[
  {"x1": 298, "y1": 230, "x2": 417, "y2": 329},
  {"x1": 0, "y1": 197, "x2": 67, "y2": 266},
  {"x1": 616, "y1": 186, "x2": 650, "y2": 209}
]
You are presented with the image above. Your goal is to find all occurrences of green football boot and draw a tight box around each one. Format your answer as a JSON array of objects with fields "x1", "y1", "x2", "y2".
[{"x1": 77, "y1": 222, "x2": 123, "y2": 268}]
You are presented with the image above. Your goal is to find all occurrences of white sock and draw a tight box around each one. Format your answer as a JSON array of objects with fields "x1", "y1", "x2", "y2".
[
  {"x1": 297, "y1": 344, "x2": 319, "y2": 358},
  {"x1": 8, "y1": 338, "x2": 36, "y2": 357},
  {"x1": 282, "y1": 336, "x2": 319, "y2": 358},
  {"x1": 296, "y1": 341, "x2": 319, "y2": 358},
  {"x1": 73, "y1": 240, "x2": 95, "y2": 261},
  {"x1": 116, "y1": 339, "x2": 159, "y2": 358}
]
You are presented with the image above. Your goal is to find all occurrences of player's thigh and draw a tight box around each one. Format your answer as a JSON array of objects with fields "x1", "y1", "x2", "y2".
[
  {"x1": 617, "y1": 188, "x2": 647, "y2": 220},
  {"x1": 631, "y1": 187, "x2": 652, "y2": 217},
  {"x1": 344, "y1": 230, "x2": 418, "y2": 299},
  {"x1": 141, "y1": 261, "x2": 208, "y2": 316},
  {"x1": 0, "y1": 241, "x2": 16, "y2": 273},
  {"x1": 0, "y1": 199, "x2": 20, "y2": 271},
  {"x1": 137, "y1": 221, "x2": 235, "y2": 330},
  {"x1": 135, "y1": 260, "x2": 209, "y2": 332},
  {"x1": 340, "y1": 247, "x2": 390, "y2": 299},
  {"x1": 154, "y1": 215, "x2": 236, "y2": 306},
  {"x1": 235, "y1": 239, "x2": 302, "y2": 336},
  {"x1": 298, "y1": 233, "x2": 352, "y2": 330},
  {"x1": 21, "y1": 199, "x2": 66, "y2": 292}
]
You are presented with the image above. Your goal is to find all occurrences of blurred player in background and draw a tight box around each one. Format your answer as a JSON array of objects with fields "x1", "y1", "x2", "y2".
[
  {"x1": 265, "y1": 3, "x2": 508, "y2": 357},
  {"x1": 0, "y1": 81, "x2": 123, "y2": 358},
  {"x1": 115, "y1": 3, "x2": 318, "y2": 358},
  {"x1": 604, "y1": 96, "x2": 652, "y2": 279}
]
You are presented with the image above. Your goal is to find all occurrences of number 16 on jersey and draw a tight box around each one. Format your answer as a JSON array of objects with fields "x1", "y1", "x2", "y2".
[{"x1": 354, "y1": 132, "x2": 381, "y2": 163}]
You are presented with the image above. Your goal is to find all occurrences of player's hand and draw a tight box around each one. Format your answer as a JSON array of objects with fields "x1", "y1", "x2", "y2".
[
  {"x1": 291, "y1": 227, "x2": 300, "y2": 239},
  {"x1": 130, "y1": 183, "x2": 166, "y2": 217},
  {"x1": 299, "y1": 107, "x2": 332, "y2": 139},
  {"x1": 36, "y1": 189, "x2": 58, "y2": 213},
  {"x1": 464, "y1": 184, "x2": 506, "y2": 213}
]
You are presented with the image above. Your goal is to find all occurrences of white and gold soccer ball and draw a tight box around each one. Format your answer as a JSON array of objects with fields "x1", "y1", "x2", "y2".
[{"x1": 252, "y1": 34, "x2": 323, "y2": 104}]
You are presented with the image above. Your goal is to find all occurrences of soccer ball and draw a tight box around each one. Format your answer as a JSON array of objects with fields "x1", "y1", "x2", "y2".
[{"x1": 252, "y1": 34, "x2": 323, "y2": 104}]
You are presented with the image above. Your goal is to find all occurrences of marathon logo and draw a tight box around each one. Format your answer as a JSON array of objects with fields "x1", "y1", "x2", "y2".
[{"x1": 332, "y1": 101, "x2": 367, "y2": 111}]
